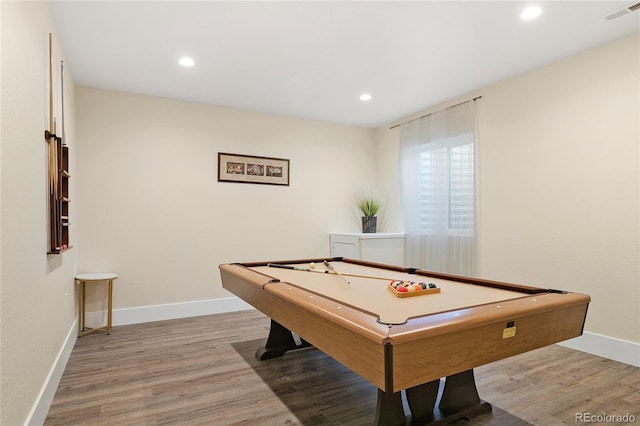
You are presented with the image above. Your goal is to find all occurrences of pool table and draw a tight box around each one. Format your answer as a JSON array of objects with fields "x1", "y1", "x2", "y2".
[{"x1": 219, "y1": 257, "x2": 590, "y2": 425}]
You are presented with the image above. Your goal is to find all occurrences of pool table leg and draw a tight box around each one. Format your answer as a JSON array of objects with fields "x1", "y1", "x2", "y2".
[
  {"x1": 375, "y1": 389, "x2": 406, "y2": 426},
  {"x1": 438, "y1": 369, "x2": 492, "y2": 419},
  {"x1": 392, "y1": 371, "x2": 491, "y2": 425},
  {"x1": 255, "y1": 319, "x2": 312, "y2": 360},
  {"x1": 439, "y1": 369, "x2": 481, "y2": 409},
  {"x1": 405, "y1": 379, "x2": 441, "y2": 420}
]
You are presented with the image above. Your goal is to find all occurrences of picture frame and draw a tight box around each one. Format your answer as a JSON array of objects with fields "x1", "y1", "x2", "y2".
[{"x1": 218, "y1": 152, "x2": 290, "y2": 186}]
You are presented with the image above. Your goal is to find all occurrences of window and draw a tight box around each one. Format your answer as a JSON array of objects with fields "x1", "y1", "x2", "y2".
[
  {"x1": 418, "y1": 134, "x2": 474, "y2": 236},
  {"x1": 400, "y1": 100, "x2": 477, "y2": 275}
]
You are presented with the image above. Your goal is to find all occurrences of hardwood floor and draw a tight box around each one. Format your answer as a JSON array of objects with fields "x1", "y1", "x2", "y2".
[{"x1": 46, "y1": 310, "x2": 640, "y2": 425}]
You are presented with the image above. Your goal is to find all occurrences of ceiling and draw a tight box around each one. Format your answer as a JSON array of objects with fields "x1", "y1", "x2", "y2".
[{"x1": 50, "y1": 1, "x2": 639, "y2": 128}]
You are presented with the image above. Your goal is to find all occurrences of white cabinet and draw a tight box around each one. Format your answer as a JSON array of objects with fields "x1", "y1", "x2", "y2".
[{"x1": 329, "y1": 233, "x2": 405, "y2": 265}]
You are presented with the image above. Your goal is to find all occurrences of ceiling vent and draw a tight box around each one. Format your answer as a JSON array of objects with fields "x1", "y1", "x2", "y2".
[{"x1": 604, "y1": 2, "x2": 640, "y2": 20}]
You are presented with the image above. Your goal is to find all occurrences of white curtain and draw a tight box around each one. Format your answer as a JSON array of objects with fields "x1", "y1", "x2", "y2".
[{"x1": 400, "y1": 101, "x2": 478, "y2": 276}]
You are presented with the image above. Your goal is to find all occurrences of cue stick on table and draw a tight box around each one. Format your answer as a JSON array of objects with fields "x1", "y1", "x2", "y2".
[
  {"x1": 267, "y1": 263, "x2": 397, "y2": 281},
  {"x1": 323, "y1": 260, "x2": 350, "y2": 285}
]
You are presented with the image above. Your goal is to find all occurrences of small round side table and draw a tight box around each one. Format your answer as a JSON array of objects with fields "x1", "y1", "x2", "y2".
[{"x1": 75, "y1": 272, "x2": 118, "y2": 337}]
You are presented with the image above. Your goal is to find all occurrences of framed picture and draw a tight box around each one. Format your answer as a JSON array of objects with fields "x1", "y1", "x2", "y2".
[{"x1": 218, "y1": 152, "x2": 290, "y2": 186}]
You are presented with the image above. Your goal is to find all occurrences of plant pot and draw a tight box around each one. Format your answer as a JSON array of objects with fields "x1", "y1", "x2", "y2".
[{"x1": 362, "y1": 216, "x2": 377, "y2": 233}]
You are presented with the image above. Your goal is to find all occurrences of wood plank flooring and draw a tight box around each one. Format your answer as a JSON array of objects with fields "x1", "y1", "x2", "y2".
[{"x1": 45, "y1": 310, "x2": 640, "y2": 425}]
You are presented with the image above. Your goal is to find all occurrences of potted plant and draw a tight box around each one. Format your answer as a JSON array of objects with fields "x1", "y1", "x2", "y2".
[{"x1": 358, "y1": 196, "x2": 381, "y2": 233}]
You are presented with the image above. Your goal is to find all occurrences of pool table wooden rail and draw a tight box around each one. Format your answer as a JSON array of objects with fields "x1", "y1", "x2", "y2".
[
  {"x1": 389, "y1": 293, "x2": 589, "y2": 391},
  {"x1": 391, "y1": 291, "x2": 589, "y2": 342}
]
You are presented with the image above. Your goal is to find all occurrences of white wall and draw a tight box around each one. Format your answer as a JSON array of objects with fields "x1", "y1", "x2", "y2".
[
  {"x1": 0, "y1": 2, "x2": 78, "y2": 425},
  {"x1": 378, "y1": 33, "x2": 640, "y2": 348},
  {"x1": 374, "y1": 126, "x2": 403, "y2": 234},
  {"x1": 479, "y1": 34, "x2": 639, "y2": 345},
  {"x1": 76, "y1": 87, "x2": 376, "y2": 314}
]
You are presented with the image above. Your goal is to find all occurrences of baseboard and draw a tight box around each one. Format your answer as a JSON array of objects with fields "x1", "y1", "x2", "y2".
[
  {"x1": 27, "y1": 319, "x2": 78, "y2": 426},
  {"x1": 558, "y1": 331, "x2": 640, "y2": 367},
  {"x1": 84, "y1": 296, "x2": 254, "y2": 327}
]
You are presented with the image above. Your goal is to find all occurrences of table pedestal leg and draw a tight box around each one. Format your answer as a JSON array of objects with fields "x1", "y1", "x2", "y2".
[
  {"x1": 406, "y1": 379, "x2": 441, "y2": 421},
  {"x1": 438, "y1": 369, "x2": 492, "y2": 421},
  {"x1": 439, "y1": 369, "x2": 481, "y2": 410},
  {"x1": 374, "y1": 371, "x2": 491, "y2": 425},
  {"x1": 375, "y1": 389, "x2": 406, "y2": 426},
  {"x1": 255, "y1": 319, "x2": 312, "y2": 360}
]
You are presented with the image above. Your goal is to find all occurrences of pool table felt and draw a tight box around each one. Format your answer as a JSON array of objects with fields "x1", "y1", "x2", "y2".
[{"x1": 252, "y1": 262, "x2": 527, "y2": 325}]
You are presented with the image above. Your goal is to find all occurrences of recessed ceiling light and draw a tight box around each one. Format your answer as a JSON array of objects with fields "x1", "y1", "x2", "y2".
[
  {"x1": 521, "y1": 6, "x2": 542, "y2": 20},
  {"x1": 360, "y1": 93, "x2": 372, "y2": 101},
  {"x1": 179, "y1": 57, "x2": 195, "y2": 67}
]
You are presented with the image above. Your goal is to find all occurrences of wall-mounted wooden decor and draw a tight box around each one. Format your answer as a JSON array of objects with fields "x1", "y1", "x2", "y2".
[{"x1": 46, "y1": 33, "x2": 71, "y2": 254}]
